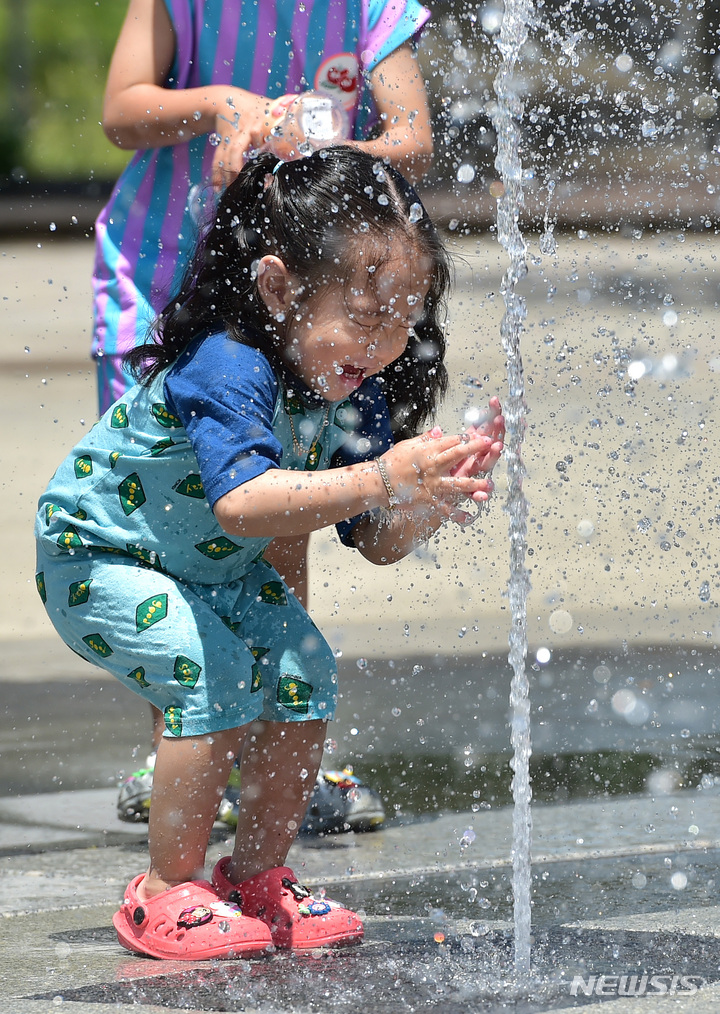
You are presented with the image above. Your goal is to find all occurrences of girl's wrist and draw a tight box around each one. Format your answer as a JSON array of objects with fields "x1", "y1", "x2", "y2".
[{"x1": 374, "y1": 457, "x2": 400, "y2": 510}]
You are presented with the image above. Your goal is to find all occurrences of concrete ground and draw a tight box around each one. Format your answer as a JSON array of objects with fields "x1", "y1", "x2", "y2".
[
  {"x1": 4, "y1": 229, "x2": 720, "y2": 1009},
  {"x1": 3, "y1": 785, "x2": 720, "y2": 1012}
]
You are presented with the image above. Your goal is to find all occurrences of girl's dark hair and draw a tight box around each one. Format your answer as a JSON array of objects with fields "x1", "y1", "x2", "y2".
[{"x1": 126, "y1": 146, "x2": 450, "y2": 438}]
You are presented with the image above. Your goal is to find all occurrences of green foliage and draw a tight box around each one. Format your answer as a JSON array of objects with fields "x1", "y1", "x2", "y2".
[{"x1": 1, "y1": 0, "x2": 129, "y2": 180}]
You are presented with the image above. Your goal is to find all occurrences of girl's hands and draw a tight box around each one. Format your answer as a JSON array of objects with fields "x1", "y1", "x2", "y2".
[
  {"x1": 211, "y1": 90, "x2": 350, "y2": 186},
  {"x1": 379, "y1": 417, "x2": 504, "y2": 525},
  {"x1": 210, "y1": 92, "x2": 296, "y2": 188},
  {"x1": 449, "y1": 396, "x2": 505, "y2": 479}
]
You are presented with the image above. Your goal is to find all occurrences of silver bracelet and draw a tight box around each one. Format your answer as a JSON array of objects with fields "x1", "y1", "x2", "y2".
[{"x1": 374, "y1": 457, "x2": 400, "y2": 509}]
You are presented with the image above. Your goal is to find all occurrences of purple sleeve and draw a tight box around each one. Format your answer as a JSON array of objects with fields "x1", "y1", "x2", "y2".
[
  {"x1": 164, "y1": 333, "x2": 282, "y2": 508},
  {"x1": 362, "y1": 0, "x2": 431, "y2": 71}
]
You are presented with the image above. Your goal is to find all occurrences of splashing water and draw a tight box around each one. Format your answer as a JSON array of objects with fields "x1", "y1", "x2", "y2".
[{"x1": 490, "y1": 0, "x2": 534, "y2": 978}]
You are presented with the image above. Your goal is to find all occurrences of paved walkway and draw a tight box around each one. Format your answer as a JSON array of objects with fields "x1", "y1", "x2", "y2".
[{"x1": 3, "y1": 788, "x2": 720, "y2": 1011}]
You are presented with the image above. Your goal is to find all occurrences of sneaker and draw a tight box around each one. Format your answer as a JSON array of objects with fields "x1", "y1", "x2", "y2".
[
  {"x1": 212, "y1": 858, "x2": 363, "y2": 950},
  {"x1": 217, "y1": 766, "x2": 385, "y2": 835},
  {"x1": 116, "y1": 753, "x2": 156, "y2": 823},
  {"x1": 113, "y1": 873, "x2": 272, "y2": 960},
  {"x1": 301, "y1": 767, "x2": 386, "y2": 835}
]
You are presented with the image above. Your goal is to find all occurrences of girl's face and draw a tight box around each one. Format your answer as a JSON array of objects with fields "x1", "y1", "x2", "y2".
[{"x1": 281, "y1": 241, "x2": 433, "y2": 401}]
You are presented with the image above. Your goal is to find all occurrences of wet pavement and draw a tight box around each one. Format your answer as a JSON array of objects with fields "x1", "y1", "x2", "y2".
[
  {"x1": 5, "y1": 228, "x2": 720, "y2": 1009},
  {"x1": 4, "y1": 778, "x2": 720, "y2": 1011}
]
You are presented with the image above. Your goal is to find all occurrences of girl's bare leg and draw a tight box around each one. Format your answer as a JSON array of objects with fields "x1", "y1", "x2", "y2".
[
  {"x1": 226, "y1": 718, "x2": 325, "y2": 884},
  {"x1": 141, "y1": 725, "x2": 248, "y2": 899}
]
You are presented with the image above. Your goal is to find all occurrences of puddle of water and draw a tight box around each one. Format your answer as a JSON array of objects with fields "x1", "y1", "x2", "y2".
[{"x1": 33, "y1": 923, "x2": 720, "y2": 1012}]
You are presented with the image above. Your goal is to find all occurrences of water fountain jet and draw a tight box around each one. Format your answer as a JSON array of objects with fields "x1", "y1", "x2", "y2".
[{"x1": 490, "y1": 0, "x2": 535, "y2": 977}]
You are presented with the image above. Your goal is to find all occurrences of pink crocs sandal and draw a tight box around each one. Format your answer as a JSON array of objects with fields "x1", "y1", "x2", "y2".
[
  {"x1": 113, "y1": 873, "x2": 273, "y2": 960},
  {"x1": 212, "y1": 858, "x2": 363, "y2": 951}
]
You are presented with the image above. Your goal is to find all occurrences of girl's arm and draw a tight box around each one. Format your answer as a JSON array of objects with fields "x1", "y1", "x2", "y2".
[
  {"x1": 102, "y1": 0, "x2": 274, "y2": 183},
  {"x1": 213, "y1": 431, "x2": 496, "y2": 544},
  {"x1": 350, "y1": 43, "x2": 434, "y2": 183}
]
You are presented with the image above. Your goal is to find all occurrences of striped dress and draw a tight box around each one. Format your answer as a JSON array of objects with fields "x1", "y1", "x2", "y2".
[{"x1": 92, "y1": 0, "x2": 430, "y2": 388}]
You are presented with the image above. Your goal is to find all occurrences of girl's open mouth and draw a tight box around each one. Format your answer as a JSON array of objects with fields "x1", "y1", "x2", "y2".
[{"x1": 339, "y1": 365, "x2": 365, "y2": 382}]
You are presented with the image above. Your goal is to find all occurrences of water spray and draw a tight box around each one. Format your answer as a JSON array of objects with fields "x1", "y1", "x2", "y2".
[{"x1": 490, "y1": 0, "x2": 534, "y2": 977}]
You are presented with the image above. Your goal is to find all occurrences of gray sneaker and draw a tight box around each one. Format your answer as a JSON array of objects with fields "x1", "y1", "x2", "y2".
[
  {"x1": 116, "y1": 753, "x2": 156, "y2": 822},
  {"x1": 217, "y1": 766, "x2": 386, "y2": 835}
]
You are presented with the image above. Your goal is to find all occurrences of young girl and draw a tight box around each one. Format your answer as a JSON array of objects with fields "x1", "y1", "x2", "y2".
[
  {"x1": 100, "y1": 0, "x2": 436, "y2": 793},
  {"x1": 35, "y1": 146, "x2": 504, "y2": 961}
]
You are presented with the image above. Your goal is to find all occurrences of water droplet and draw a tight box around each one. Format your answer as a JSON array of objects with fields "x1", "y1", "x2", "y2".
[
  {"x1": 699, "y1": 581, "x2": 710, "y2": 602},
  {"x1": 356, "y1": 658, "x2": 368, "y2": 670},
  {"x1": 593, "y1": 664, "x2": 612, "y2": 684},
  {"x1": 671, "y1": 871, "x2": 688, "y2": 890},
  {"x1": 615, "y1": 53, "x2": 633, "y2": 72},
  {"x1": 457, "y1": 163, "x2": 476, "y2": 184},
  {"x1": 631, "y1": 872, "x2": 647, "y2": 888},
  {"x1": 459, "y1": 828, "x2": 476, "y2": 850},
  {"x1": 549, "y1": 608, "x2": 573, "y2": 634},
  {"x1": 408, "y1": 202, "x2": 423, "y2": 223},
  {"x1": 49, "y1": 222, "x2": 56, "y2": 232},
  {"x1": 539, "y1": 229, "x2": 557, "y2": 255},
  {"x1": 693, "y1": 93, "x2": 718, "y2": 119},
  {"x1": 324, "y1": 738, "x2": 337, "y2": 754},
  {"x1": 208, "y1": 132, "x2": 222, "y2": 147},
  {"x1": 391, "y1": 707, "x2": 401, "y2": 717}
]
